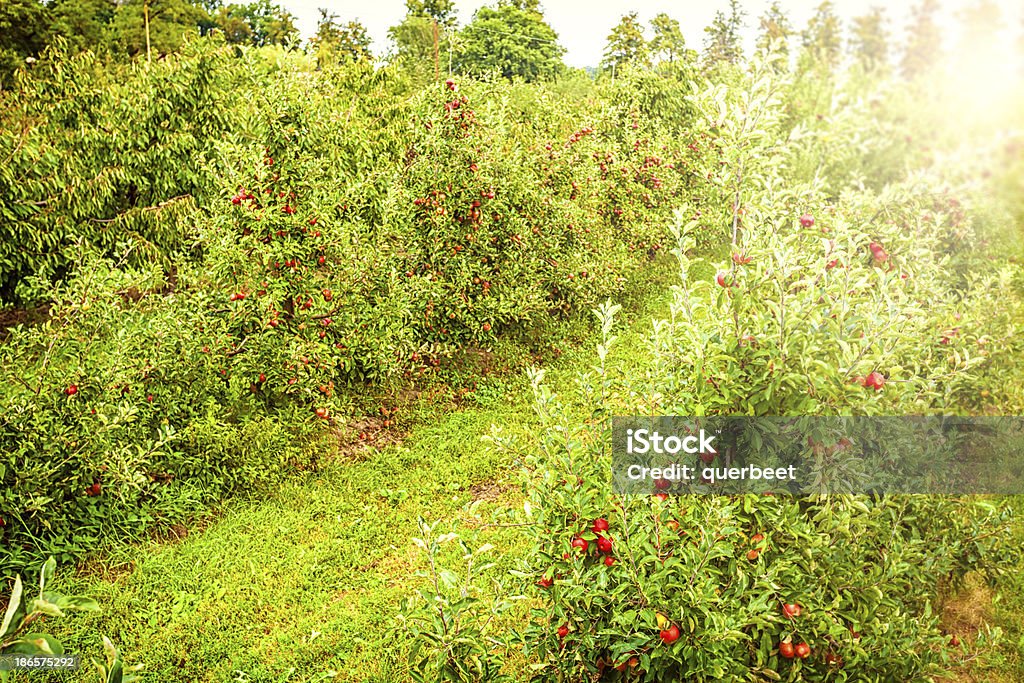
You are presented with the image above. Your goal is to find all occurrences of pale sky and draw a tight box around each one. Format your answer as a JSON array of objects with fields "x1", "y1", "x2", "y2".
[{"x1": 285, "y1": 0, "x2": 1023, "y2": 68}]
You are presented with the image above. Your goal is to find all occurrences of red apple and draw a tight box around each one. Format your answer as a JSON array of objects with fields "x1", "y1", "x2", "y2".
[
  {"x1": 597, "y1": 537, "x2": 613, "y2": 554},
  {"x1": 799, "y1": 213, "x2": 815, "y2": 228},
  {"x1": 571, "y1": 537, "x2": 589, "y2": 553},
  {"x1": 659, "y1": 623, "x2": 680, "y2": 644},
  {"x1": 65, "y1": 384, "x2": 79, "y2": 396},
  {"x1": 869, "y1": 241, "x2": 889, "y2": 262},
  {"x1": 592, "y1": 518, "x2": 609, "y2": 533},
  {"x1": 779, "y1": 640, "x2": 795, "y2": 659},
  {"x1": 557, "y1": 624, "x2": 569, "y2": 639},
  {"x1": 862, "y1": 371, "x2": 886, "y2": 391},
  {"x1": 782, "y1": 602, "x2": 802, "y2": 619},
  {"x1": 603, "y1": 556, "x2": 615, "y2": 566},
  {"x1": 795, "y1": 642, "x2": 810, "y2": 659}
]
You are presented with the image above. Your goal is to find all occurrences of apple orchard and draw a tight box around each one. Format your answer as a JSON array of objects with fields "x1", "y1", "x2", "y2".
[{"x1": 1, "y1": 13, "x2": 1024, "y2": 683}]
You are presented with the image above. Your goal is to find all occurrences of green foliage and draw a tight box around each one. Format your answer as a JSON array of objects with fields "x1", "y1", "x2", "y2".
[
  {"x1": 213, "y1": 0, "x2": 299, "y2": 48},
  {"x1": 47, "y1": 0, "x2": 117, "y2": 55},
  {"x1": 901, "y1": 0, "x2": 942, "y2": 79},
  {"x1": 0, "y1": 39, "x2": 243, "y2": 303},
  {"x1": 801, "y1": 1, "x2": 842, "y2": 71},
  {"x1": 756, "y1": 1, "x2": 792, "y2": 63},
  {"x1": 405, "y1": 0, "x2": 458, "y2": 29},
  {"x1": 702, "y1": 0, "x2": 745, "y2": 69},
  {"x1": 1, "y1": 558, "x2": 99, "y2": 665},
  {"x1": 455, "y1": 5, "x2": 564, "y2": 82},
  {"x1": 648, "y1": 14, "x2": 686, "y2": 66},
  {"x1": 92, "y1": 636, "x2": 142, "y2": 683},
  {"x1": 311, "y1": 11, "x2": 372, "y2": 62},
  {"x1": 0, "y1": 0, "x2": 51, "y2": 86},
  {"x1": 109, "y1": 0, "x2": 207, "y2": 57},
  {"x1": 397, "y1": 518, "x2": 512, "y2": 683},
  {"x1": 850, "y1": 7, "x2": 890, "y2": 72},
  {"x1": 601, "y1": 13, "x2": 649, "y2": 74}
]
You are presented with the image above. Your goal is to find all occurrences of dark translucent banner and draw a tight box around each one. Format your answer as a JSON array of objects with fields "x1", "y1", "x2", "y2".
[{"x1": 611, "y1": 416, "x2": 1024, "y2": 495}]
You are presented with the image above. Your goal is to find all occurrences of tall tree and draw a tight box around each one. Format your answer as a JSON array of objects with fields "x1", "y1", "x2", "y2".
[
  {"x1": 601, "y1": 12, "x2": 649, "y2": 73},
  {"x1": 801, "y1": 1, "x2": 842, "y2": 70},
  {"x1": 48, "y1": 0, "x2": 117, "y2": 54},
  {"x1": 649, "y1": 13, "x2": 686, "y2": 64},
  {"x1": 756, "y1": 1, "x2": 791, "y2": 61},
  {"x1": 0, "y1": 0, "x2": 51, "y2": 81},
  {"x1": 900, "y1": 0, "x2": 941, "y2": 79},
  {"x1": 498, "y1": 0, "x2": 540, "y2": 10},
  {"x1": 850, "y1": 7, "x2": 889, "y2": 71},
  {"x1": 405, "y1": 0, "x2": 457, "y2": 29},
  {"x1": 455, "y1": 4, "x2": 563, "y2": 81},
  {"x1": 703, "y1": 0, "x2": 745, "y2": 67},
  {"x1": 110, "y1": 0, "x2": 208, "y2": 58},
  {"x1": 388, "y1": 0, "x2": 457, "y2": 71},
  {"x1": 310, "y1": 11, "x2": 372, "y2": 61},
  {"x1": 214, "y1": 1, "x2": 298, "y2": 47}
]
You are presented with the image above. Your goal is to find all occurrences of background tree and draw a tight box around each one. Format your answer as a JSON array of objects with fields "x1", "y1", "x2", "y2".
[
  {"x1": 498, "y1": 0, "x2": 540, "y2": 10},
  {"x1": 601, "y1": 12, "x2": 649, "y2": 74},
  {"x1": 455, "y1": 4, "x2": 564, "y2": 81},
  {"x1": 388, "y1": 0, "x2": 456, "y2": 71},
  {"x1": 310, "y1": 10, "x2": 372, "y2": 61},
  {"x1": 649, "y1": 13, "x2": 686, "y2": 64},
  {"x1": 900, "y1": 0, "x2": 941, "y2": 79},
  {"x1": 48, "y1": 0, "x2": 117, "y2": 54},
  {"x1": 0, "y1": 0, "x2": 51, "y2": 83},
  {"x1": 110, "y1": 0, "x2": 208, "y2": 58},
  {"x1": 214, "y1": 5, "x2": 254, "y2": 44},
  {"x1": 801, "y1": 1, "x2": 842, "y2": 70},
  {"x1": 405, "y1": 0, "x2": 457, "y2": 29},
  {"x1": 703, "y1": 0, "x2": 745, "y2": 67},
  {"x1": 756, "y1": 1, "x2": 791, "y2": 63},
  {"x1": 850, "y1": 7, "x2": 889, "y2": 71}
]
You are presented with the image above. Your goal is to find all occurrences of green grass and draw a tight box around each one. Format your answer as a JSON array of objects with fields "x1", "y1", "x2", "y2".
[
  {"x1": 38, "y1": 375, "x2": 536, "y2": 681},
  {"x1": 956, "y1": 495, "x2": 1024, "y2": 682}
]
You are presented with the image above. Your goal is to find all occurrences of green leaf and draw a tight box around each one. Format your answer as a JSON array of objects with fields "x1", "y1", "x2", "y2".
[
  {"x1": 26, "y1": 597, "x2": 63, "y2": 617},
  {"x1": 6, "y1": 633, "x2": 64, "y2": 656},
  {"x1": 0, "y1": 576, "x2": 22, "y2": 638},
  {"x1": 39, "y1": 557, "x2": 56, "y2": 592}
]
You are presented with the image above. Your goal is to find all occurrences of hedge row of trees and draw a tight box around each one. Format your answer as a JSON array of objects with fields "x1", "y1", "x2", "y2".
[{"x1": 4, "y1": 0, "x2": 1022, "y2": 87}]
